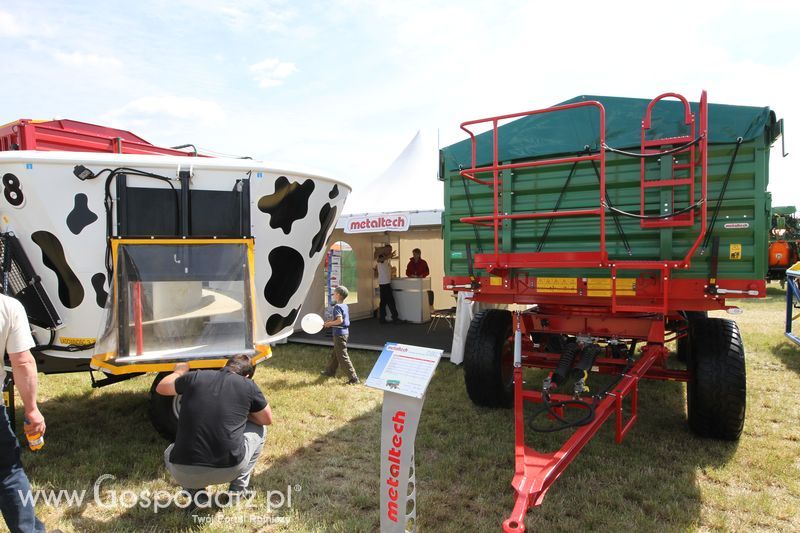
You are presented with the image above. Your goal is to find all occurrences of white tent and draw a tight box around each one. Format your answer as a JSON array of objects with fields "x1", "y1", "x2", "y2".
[
  {"x1": 344, "y1": 129, "x2": 442, "y2": 214},
  {"x1": 297, "y1": 129, "x2": 450, "y2": 337}
]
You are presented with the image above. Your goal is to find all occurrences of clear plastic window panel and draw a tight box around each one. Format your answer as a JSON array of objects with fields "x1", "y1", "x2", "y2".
[{"x1": 95, "y1": 243, "x2": 255, "y2": 364}]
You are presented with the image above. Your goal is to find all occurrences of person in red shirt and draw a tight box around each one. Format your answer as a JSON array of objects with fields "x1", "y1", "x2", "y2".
[{"x1": 405, "y1": 248, "x2": 430, "y2": 278}]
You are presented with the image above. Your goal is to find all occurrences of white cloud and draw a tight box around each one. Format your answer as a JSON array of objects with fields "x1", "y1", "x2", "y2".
[
  {"x1": 24, "y1": 39, "x2": 123, "y2": 71},
  {"x1": 96, "y1": 95, "x2": 228, "y2": 152},
  {"x1": 104, "y1": 95, "x2": 226, "y2": 123},
  {"x1": 249, "y1": 58, "x2": 298, "y2": 88},
  {"x1": 0, "y1": 10, "x2": 22, "y2": 37},
  {"x1": 1, "y1": 1, "x2": 795, "y2": 207},
  {"x1": 166, "y1": 0, "x2": 298, "y2": 33},
  {"x1": 218, "y1": 4, "x2": 293, "y2": 32},
  {"x1": 0, "y1": 8, "x2": 57, "y2": 39},
  {"x1": 52, "y1": 50, "x2": 122, "y2": 69}
]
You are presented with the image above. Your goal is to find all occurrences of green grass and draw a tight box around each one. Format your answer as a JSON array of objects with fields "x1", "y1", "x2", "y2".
[{"x1": 15, "y1": 285, "x2": 800, "y2": 532}]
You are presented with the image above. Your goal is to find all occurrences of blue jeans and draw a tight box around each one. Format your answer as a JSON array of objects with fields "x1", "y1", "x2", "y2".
[{"x1": 0, "y1": 405, "x2": 45, "y2": 533}]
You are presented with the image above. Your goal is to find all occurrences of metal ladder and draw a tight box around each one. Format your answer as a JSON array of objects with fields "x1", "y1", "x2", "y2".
[{"x1": 639, "y1": 93, "x2": 702, "y2": 229}]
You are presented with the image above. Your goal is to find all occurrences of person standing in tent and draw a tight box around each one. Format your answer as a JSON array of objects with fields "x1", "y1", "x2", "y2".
[
  {"x1": 376, "y1": 244, "x2": 402, "y2": 324},
  {"x1": 320, "y1": 286, "x2": 359, "y2": 384},
  {"x1": 405, "y1": 248, "x2": 430, "y2": 278}
]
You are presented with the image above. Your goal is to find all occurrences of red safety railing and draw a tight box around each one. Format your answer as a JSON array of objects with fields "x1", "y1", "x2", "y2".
[
  {"x1": 459, "y1": 101, "x2": 608, "y2": 273},
  {"x1": 457, "y1": 92, "x2": 709, "y2": 313}
]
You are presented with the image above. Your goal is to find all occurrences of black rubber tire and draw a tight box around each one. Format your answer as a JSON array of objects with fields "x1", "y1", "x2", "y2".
[
  {"x1": 464, "y1": 309, "x2": 514, "y2": 408},
  {"x1": 687, "y1": 318, "x2": 746, "y2": 440},
  {"x1": 148, "y1": 372, "x2": 182, "y2": 440},
  {"x1": 676, "y1": 311, "x2": 708, "y2": 363}
]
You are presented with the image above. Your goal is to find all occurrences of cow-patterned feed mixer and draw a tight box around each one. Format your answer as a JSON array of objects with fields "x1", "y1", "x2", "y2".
[{"x1": 0, "y1": 119, "x2": 348, "y2": 436}]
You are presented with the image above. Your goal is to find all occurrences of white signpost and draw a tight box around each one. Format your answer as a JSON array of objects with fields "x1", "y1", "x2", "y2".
[{"x1": 366, "y1": 343, "x2": 442, "y2": 533}]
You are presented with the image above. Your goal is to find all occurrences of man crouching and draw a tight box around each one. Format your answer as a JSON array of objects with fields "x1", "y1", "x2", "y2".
[{"x1": 157, "y1": 354, "x2": 272, "y2": 504}]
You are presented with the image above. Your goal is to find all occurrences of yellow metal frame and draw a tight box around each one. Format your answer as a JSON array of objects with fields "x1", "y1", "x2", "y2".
[
  {"x1": 91, "y1": 238, "x2": 270, "y2": 375},
  {"x1": 91, "y1": 344, "x2": 272, "y2": 375}
]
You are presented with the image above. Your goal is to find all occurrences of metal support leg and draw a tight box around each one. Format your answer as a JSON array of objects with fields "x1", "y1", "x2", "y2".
[{"x1": 503, "y1": 312, "x2": 529, "y2": 532}]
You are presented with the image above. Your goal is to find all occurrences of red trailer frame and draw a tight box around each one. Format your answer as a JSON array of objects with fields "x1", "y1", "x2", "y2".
[
  {"x1": 448, "y1": 92, "x2": 755, "y2": 531},
  {"x1": 0, "y1": 118, "x2": 202, "y2": 156}
]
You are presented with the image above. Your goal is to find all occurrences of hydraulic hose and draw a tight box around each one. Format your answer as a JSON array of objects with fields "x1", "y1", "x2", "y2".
[{"x1": 553, "y1": 342, "x2": 580, "y2": 385}]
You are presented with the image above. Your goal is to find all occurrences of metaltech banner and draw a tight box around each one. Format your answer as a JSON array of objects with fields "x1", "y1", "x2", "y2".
[{"x1": 344, "y1": 213, "x2": 410, "y2": 234}]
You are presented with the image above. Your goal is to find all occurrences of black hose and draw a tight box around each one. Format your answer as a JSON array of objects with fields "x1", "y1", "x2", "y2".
[
  {"x1": 589, "y1": 158, "x2": 631, "y2": 256},
  {"x1": 528, "y1": 397, "x2": 596, "y2": 433},
  {"x1": 31, "y1": 329, "x2": 94, "y2": 352},
  {"x1": 701, "y1": 138, "x2": 743, "y2": 254},
  {"x1": 536, "y1": 157, "x2": 580, "y2": 252},
  {"x1": 82, "y1": 166, "x2": 179, "y2": 281},
  {"x1": 605, "y1": 200, "x2": 703, "y2": 220},
  {"x1": 603, "y1": 135, "x2": 704, "y2": 158},
  {"x1": 460, "y1": 169, "x2": 483, "y2": 254},
  {"x1": 528, "y1": 343, "x2": 635, "y2": 433},
  {"x1": 575, "y1": 343, "x2": 601, "y2": 372},
  {"x1": 553, "y1": 342, "x2": 580, "y2": 385}
]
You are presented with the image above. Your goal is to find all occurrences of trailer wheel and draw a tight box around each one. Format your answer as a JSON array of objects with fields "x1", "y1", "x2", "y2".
[
  {"x1": 148, "y1": 372, "x2": 182, "y2": 440},
  {"x1": 464, "y1": 309, "x2": 513, "y2": 408},
  {"x1": 687, "y1": 318, "x2": 746, "y2": 440},
  {"x1": 676, "y1": 311, "x2": 708, "y2": 363}
]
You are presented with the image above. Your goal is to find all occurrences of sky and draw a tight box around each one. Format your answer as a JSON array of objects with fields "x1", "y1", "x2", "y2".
[{"x1": 1, "y1": 0, "x2": 798, "y2": 208}]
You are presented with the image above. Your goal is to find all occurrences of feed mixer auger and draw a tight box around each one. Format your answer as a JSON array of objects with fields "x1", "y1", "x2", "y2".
[
  {"x1": 0, "y1": 118, "x2": 349, "y2": 437},
  {"x1": 439, "y1": 91, "x2": 782, "y2": 530}
]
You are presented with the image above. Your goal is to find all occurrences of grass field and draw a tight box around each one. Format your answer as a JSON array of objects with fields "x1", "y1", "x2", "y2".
[{"x1": 15, "y1": 286, "x2": 800, "y2": 532}]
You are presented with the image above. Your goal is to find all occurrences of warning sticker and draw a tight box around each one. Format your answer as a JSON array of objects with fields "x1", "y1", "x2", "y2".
[
  {"x1": 537, "y1": 278, "x2": 577, "y2": 294},
  {"x1": 723, "y1": 223, "x2": 750, "y2": 229},
  {"x1": 587, "y1": 278, "x2": 636, "y2": 297},
  {"x1": 729, "y1": 244, "x2": 742, "y2": 260},
  {"x1": 489, "y1": 276, "x2": 502, "y2": 286},
  {"x1": 59, "y1": 337, "x2": 96, "y2": 346}
]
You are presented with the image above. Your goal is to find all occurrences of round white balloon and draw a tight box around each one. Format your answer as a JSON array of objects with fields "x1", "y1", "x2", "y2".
[{"x1": 301, "y1": 313, "x2": 324, "y2": 334}]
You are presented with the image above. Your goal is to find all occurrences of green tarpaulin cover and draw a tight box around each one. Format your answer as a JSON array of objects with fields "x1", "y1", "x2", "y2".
[{"x1": 441, "y1": 95, "x2": 777, "y2": 172}]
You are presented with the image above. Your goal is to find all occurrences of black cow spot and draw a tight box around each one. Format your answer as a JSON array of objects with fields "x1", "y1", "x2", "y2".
[
  {"x1": 257, "y1": 176, "x2": 315, "y2": 234},
  {"x1": 31, "y1": 231, "x2": 84, "y2": 309},
  {"x1": 266, "y1": 307, "x2": 300, "y2": 335},
  {"x1": 328, "y1": 184, "x2": 339, "y2": 199},
  {"x1": 91, "y1": 273, "x2": 108, "y2": 308},
  {"x1": 66, "y1": 193, "x2": 98, "y2": 235},
  {"x1": 309, "y1": 203, "x2": 338, "y2": 258},
  {"x1": 264, "y1": 246, "x2": 304, "y2": 308}
]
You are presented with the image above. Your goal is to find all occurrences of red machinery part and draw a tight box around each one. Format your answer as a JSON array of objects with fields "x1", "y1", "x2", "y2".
[
  {"x1": 0, "y1": 118, "x2": 202, "y2": 156},
  {"x1": 502, "y1": 314, "x2": 669, "y2": 532}
]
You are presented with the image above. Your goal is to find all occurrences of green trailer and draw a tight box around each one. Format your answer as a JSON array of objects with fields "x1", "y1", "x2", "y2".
[
  {"x1": 442, "y1": 93, "x2": 780, "y2": 295},
  {"x1": 438, "y1": 91, "x2": 783, "y2": 532}
]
